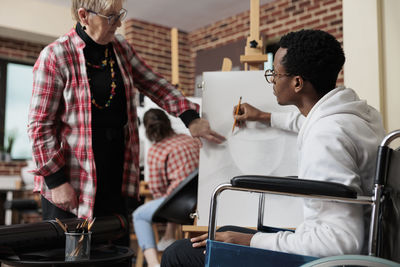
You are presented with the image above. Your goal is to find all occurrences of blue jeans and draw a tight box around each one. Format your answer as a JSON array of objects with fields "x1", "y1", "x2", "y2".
[
  {"x1": 133, "y1": 197, "x2": 166, "y2": 250},
  {"x1": 161, "y1": 226, "x2": 258, "y2": 267}
]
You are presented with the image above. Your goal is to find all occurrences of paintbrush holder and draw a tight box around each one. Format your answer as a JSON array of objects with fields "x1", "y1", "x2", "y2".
[{"x1": 65, "y1": 231, "x2": 91, "y2": 261}]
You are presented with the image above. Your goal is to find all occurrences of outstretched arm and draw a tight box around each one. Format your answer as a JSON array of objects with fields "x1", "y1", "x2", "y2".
[
  {"x1": 188, "y1": 118, "x2": 226, "y2": 145},
  {"x1": 233, "y1": 102, "x2": 304, "y2": 133}
]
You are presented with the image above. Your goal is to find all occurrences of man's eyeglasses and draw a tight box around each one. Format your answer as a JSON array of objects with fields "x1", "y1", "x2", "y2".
[
  {"x1": 264, "y1": 69, "x2": 292, "y2": 84},
  {"x1": 87, "y1": 8, "x2": 127, "y2": 25}
]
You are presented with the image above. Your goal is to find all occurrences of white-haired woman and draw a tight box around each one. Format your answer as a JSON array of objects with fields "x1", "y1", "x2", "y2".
[{"x1": 28, "y1": 0, "x2": 225, "y2": 246}]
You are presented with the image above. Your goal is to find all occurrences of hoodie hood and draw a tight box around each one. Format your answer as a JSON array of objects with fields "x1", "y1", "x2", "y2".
[{"x1": 298, "y1": 87, "x2": 383, "y2": 148}]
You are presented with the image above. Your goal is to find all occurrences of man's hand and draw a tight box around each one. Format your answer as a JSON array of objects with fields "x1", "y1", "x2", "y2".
[
  {"x1": 188, "y1": 118, "x2": 226, "y2": 145},
  {"x1": 51, "y1": 182, "x2": 78, "y2": 210},
  {"x1": 190, "y1": 231, "x2": 254, "y2": 248},
  {"x1": 233, "y1": 103, "x2": 271, "y2": 126}
]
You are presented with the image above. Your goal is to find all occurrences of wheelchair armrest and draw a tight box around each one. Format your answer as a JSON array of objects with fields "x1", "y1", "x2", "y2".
[{"x1": 231, "y1": 175, "x2": 358, "y2": 199}]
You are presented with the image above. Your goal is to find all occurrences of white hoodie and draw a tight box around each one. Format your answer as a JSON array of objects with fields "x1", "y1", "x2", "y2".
[{"x1": 250, "y1": 87, "x2": 386, "y2": 257}]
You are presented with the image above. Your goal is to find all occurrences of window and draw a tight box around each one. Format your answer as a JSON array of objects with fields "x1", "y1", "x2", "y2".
[{"x1": 0, "y1": 59, "x2": 33, "y2": 160}]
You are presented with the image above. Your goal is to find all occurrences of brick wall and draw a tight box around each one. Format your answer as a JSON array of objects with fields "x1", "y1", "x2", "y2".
[
  {"x1": 0, "y1": 36, "x2": 44, "y2": 63},
  {"x1": 1, "y1": 0, "x2": 344, "y2": 96},
  {"x1": 189, "y1": 0, "x2": 344, "y2": 86},
  {"x1": 124, "y1": 0, "x2": 344, "y2": 93},
  {"x1": 123, "y1": 19, "x2": 194, "y2": 96}
]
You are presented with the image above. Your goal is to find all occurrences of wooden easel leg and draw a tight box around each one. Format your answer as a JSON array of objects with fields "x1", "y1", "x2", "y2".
[
  {"x1": 135, "y1": 248, "x2": 144, "y2": 267},
  {"x1": 175, "y1": 224, "x2": 183, "y2": 240}
]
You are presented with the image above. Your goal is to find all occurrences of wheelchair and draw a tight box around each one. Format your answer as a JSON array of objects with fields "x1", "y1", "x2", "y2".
[{"x1": 205, "y1": 130, "x2": 400, "y2": 267}]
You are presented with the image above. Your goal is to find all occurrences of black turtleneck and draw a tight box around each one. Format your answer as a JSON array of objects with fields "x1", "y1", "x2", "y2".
[
  {"x1": 75, "y1": 23, "x2": 125, "y2": 210},
  {"x1": 76, "y1": 22, "x2": 127, "y2": 128}
]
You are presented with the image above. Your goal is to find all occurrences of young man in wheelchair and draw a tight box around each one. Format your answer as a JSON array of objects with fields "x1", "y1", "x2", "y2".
[{"x1": 161, "y1": 29, "x2": 386, "y2": 267}]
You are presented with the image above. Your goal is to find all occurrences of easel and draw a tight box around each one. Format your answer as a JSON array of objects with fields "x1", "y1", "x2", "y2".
[
  {"x1": 181, "y1": 0, "x2": 268, "y2": 239},
  {"x1": 171, "y1": 27, "x2": 179, "y2": 88},
  {"x1": 133, "y1": 28, "x2": 184, "y2": 267},
  {"x1": 240, "y1": 0, "x2": 268, "y2": 70}
]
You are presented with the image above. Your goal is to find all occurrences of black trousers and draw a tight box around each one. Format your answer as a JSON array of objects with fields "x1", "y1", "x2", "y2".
[{"x1": 161, "y1": 226, "x2": 258, "y2": 267}]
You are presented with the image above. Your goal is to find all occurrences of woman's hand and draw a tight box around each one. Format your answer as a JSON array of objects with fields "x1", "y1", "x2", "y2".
[
  {"x1": 189, "y1": 118, "x2": 226, "y2": 145},
  {"x1": 51, "y1": 182, "x2": 78, "y2": 210},
  {"x1": 190, "y1": 231, "x2": 254, "y2": 248}
]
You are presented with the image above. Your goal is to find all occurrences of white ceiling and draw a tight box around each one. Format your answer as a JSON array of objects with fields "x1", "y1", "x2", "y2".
[
  {"x1": 38, "y1": 0, "x2": 273, "y2": 32},
  {"x1": 126, "y1": 0, "x2": 273, "y2": 32}
]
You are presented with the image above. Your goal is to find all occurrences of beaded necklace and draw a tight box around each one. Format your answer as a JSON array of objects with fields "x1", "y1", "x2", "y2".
[{"x1": 86, "y1": 47, "x2": 117, "y2": 109}]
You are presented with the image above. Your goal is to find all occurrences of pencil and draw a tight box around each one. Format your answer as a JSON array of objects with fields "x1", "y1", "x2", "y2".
[{"x1": 232, "y1": 96, "x2": 242, "y2": 133}]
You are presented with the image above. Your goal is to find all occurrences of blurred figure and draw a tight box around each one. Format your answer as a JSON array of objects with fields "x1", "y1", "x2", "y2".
[{"x1": 133, "y1": 108, "x2": 201, "y2": 267}]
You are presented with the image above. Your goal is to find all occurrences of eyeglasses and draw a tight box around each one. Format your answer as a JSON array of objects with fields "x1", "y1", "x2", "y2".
[
  {"x1": 87, "y1": 8, "x2": 127, "y2": 25},
  {"x1": 264, "y1": 69, "x2": 292, "y2": 84}
]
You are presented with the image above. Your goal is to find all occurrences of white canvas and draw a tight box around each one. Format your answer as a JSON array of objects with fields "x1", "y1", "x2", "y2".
[{"x1": 197, "y1": 70, "x2": 304, "y2": 228}]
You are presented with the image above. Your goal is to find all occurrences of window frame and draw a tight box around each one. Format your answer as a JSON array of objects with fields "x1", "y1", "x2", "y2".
[{"x1": 0, "y1": 58, "x2": 34, "y2": 159}]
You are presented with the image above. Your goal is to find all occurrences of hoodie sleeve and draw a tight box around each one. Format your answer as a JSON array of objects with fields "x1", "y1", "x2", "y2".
[
  {"x1": 250, "y1": 200, "x2": 364, "y2": 257},
  {"x1": 271, "y1": 111, "x2": 305, "y2": 133},
  {"x1": 249, "y1": 122, "x2": 365, "y2": 257}
]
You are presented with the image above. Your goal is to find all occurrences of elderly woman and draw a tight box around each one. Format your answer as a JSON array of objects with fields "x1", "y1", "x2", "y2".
[{"x1": 28, "y1": 0, "x2": 225, "y2": 246}]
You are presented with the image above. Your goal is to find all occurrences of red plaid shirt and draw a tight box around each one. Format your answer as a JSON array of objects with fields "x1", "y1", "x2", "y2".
[
  {"x1": 28, "y1": 28, "x2": 199, "y2": 219},
  {"x1": 147, "y1": 134, "x2": 201, "y2": 198}
]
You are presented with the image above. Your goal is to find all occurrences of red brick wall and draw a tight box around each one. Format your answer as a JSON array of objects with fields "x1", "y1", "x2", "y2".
[
  {"x1": 0, "y1": 36, "x2": 43, "y2": 63},
  {"x1": 189, "y1": 0, "x2": 344, "y2": 86},
  {"x1": 124, "y1": 0, "x2": 344, "y2": 94},
  {"x1": 0, "y1": 0, "x2": 344, "y2": 95},
  {"x1": 123, "y1": 19, "x2": 194, "y2": 96}
]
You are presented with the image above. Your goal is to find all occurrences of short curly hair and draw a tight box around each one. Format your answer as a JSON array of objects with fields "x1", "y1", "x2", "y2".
[
  {"x1": 143, "y1": 109, "x2": 175, "y2": 143},
  {"x1": 278, "y1": 29, "x2": 345, "y2": 96}
]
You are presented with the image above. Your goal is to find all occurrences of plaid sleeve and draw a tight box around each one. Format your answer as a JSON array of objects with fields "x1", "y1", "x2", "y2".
[
  {"x1": 147, "y1": 145, "x2": 168, "y2": 198},
  {"x1": 27, "y1": 46, "x2": 66, "y2": 177},
  {"x1": 165, "y1": 137, "x2": 200, "y2": 196},
  {"x1": 119, "y1": 38, "x2": 199, "y2": 117}
]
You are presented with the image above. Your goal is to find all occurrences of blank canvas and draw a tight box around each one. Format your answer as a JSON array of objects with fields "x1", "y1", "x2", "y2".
[{"x1": 197, "y1": 70, "x2": 304, "y2": 228}]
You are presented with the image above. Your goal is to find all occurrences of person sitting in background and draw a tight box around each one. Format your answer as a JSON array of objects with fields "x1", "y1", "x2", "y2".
[
  {"x1": 133, "y1": 108, "x2": 201, "y2": 267},
  {"x1": 161, "y1": 29, "x2": 386, "y2": 266}
]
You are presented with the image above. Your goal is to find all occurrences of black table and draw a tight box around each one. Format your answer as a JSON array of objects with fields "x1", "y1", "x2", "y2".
[{"x1": 0, "y1": 245, "x2": 134, "y2": 266}]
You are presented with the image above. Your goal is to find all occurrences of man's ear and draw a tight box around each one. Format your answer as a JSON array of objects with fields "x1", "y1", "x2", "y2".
[
  {"x1": 293, "y1": 76, "x2": 304, "y2": 93},
  {"x1": 77, "y1": 8, "x2": 89, "y2": 25}
]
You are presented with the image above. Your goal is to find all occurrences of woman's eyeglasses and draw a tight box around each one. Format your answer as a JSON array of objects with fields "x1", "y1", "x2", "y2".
[{"x1": 87, "y1": 8, "x2": 127, "y2": 25}]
